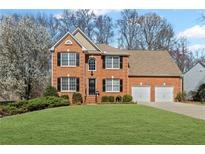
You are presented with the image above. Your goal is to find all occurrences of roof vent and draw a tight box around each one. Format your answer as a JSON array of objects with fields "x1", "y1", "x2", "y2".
[{"x1": 65, "y1": 40, "x2": 73, "y2": 45}]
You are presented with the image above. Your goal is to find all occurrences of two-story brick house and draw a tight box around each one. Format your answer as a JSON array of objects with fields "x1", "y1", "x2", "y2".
[{"x1": 50, "y1": 28, "x2": 182, "y2": 103}]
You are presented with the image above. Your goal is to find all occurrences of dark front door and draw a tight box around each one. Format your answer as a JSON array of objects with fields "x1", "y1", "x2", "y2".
[{"x1": 88, "y1": 79, "x2": 96, "y2": 95}]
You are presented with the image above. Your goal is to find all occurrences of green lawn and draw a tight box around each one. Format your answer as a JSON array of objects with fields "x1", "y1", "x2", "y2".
[{"x1": 1, "y1": 104, "x2": 205, "y2": 144}]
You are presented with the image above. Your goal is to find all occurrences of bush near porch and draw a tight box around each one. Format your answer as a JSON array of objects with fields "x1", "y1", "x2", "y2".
[{"x1": 101, "y1": 94, "x2": 134, "y2": 104}]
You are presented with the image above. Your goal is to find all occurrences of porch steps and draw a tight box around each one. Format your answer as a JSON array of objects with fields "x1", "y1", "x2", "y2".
[{"x1": 85, "y1": 96, "x2": 97, "y2": 103}]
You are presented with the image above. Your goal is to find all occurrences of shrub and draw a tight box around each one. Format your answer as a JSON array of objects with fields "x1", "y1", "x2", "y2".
[
  {"x1": 175, "y1": 92, "x2": 187, "y2": 102},
  {"x1": 197, "y1": 83, "x2": 205, "y2": 102},
  {"x1": 123, "y1": 94, "x2": 132, "y2": 102},
  {"x1": 0, "y1": 96, "x2": 70, "y2": 117},
  {"x1": 0, "y1": 101, "x2": 15, "y2": 106},
  {"x1": 2, "y1": 106, "x2": 19, "y2": 115},
  {"x1": 27, "y1": 96, "x2": 69, "y2": 111},
  {"x1": 101, "y1": 96, "x2": 109, "y2": 102},
  {"x1": 60, "y1": 95, "x2": 69, "y2": 100},
  {"x1": 46, "y1": 96, "x2": 69, "y2": 107},
  {"x1": 115, "y1": 96, "x2": 122, "y2": 103},
  {"x1": 10, "y1": 100, "x2": 28, "y2": 108},
  {"x1": 72, "y1": 93, "x2": 83, "y2": 104},
  {"x1": 108, "y1": 96, "x2": 115, "y2": 102},
  {"x1": 60, "y1": 95, "x2": 70, "y2": 104},
  {"x1": 43, "y1": 86, "x2": 58, "y2": 97}
]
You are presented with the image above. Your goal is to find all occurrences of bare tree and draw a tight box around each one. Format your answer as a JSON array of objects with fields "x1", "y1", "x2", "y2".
[
  {"x1": 0, "y1": 15, "x2": 52, "y2": 100},
  {"x1": 138, "y1": 13, "x2": 174, "y2": 50},
  {"x1": 169, "y1": 37, "x2": 194, "y2": 73},
  {"x1": 117, "y1": 11, "x2": 174, "y2": 50},
  {"x1": 58, "y1": 10, "x2": 76, "y2": 36},
  {"x1": 95, "y1": 15, "x2": 114, "y2": 44},
  {"x1": 74, "y1": 9, "x2": 96, "y2": 38},
  {"x1": 117, "y1": 10, "x2": 141, "y2": 49}
]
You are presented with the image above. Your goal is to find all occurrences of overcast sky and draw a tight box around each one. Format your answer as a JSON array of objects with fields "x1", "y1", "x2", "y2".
[{"x1": 0, "y1": 9, "x2": 205, "y2": 51}]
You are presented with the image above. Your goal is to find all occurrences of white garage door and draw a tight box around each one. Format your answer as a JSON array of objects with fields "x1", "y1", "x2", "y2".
[
  {"x1": 132, "y1": 86, "x2": 151, "y2": 102},
  {"x1": 155, "y1": 87, "x2": 174, "y2": 102}
]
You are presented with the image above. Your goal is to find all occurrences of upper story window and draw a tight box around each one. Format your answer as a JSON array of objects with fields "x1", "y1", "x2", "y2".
[
  {"x1": 58, "y1": 52, "x2": 79, "y2": 67},
  {"x1": 88, "y1": 58, "x2": 96, "y2": 71},
  {"x1": 105, "y1": 56, "x2": 120, "y2": 69}
]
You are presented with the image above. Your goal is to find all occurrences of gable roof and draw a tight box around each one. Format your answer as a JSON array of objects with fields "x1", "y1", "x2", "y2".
[
  {"x1": 97, "y1": 44, "x2": 129, "y2": 56},
  {"x1": 184, "y1": 62, "x2": 205, "y2": 75},
  {"x1": 72, "y1": 28, "x2": 102, "y2": 52},
  {"x1": 98, "y1": 44, "x2": 182, "y2": 77},
  {"x1": 49, "y1": 31, "x2": 87, "y2": 52}
]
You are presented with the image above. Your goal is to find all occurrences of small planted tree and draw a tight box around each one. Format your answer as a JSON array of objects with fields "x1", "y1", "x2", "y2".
[
  {"x1": 72, "y1": 93, "x2": 83, "y2": 105},
  {"x1": 175, "y1": 92, "x2": 187, "y2": 102},
  {"x1": 116, "y1": 96, "x2": 122, "y2": 103}
]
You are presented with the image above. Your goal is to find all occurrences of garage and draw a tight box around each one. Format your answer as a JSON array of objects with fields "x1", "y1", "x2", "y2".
[
  {"x1": 155, "y1": 87, "x2": 174, "y2": 102},
  {"x1": 132, "y1": 86, "x2": 151, "y2": 102}
]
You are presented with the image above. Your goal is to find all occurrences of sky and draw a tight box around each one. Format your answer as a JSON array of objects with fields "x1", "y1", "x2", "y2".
[{"x1": 0, "y1": 9, "x2": 204, "y2": 51}]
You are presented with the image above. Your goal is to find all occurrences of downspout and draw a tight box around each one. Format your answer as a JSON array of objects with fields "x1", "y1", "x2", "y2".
[
  {"x1": 51, "y1": 52, "x2": 53, "y2": 87},
  {"x1": 83, "y1": 54, "x2": 87, "y2": 103}
]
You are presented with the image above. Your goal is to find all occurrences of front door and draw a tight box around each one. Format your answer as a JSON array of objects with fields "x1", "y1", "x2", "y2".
[{"x1": 88, "y1": 79, "x2": 96, "y2": 95}]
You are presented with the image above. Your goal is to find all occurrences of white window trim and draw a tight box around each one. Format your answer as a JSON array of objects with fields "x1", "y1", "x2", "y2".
[
  {"x1": 60, "y1": 52, "x2": 77, "y2": 67},
  {"x1": 105, "y1": 79, "x2": 120, "y2": 92},
  {"x1": 60, "y1": 77, "x2": 77, "y2": 92},
  {"x1": 105, "y1": 56, "x2": 120, "y2": 69},
  {"x1": 88, "y1": 58, "x2": 96, "y2": 71}
]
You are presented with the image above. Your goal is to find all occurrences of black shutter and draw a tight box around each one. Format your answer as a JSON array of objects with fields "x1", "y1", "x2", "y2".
[
  {"x1": 103, "y1": 79, "x2": 106, "y2": 92},
  {"x1": 120, "y1": 79, "x2": 123, "y2": 92},
  {"x1": 57, "y1": 53, "x2": 61, "y2": 66},
  {"x1": 103, "y1": 56, "x2": 105, "y2": 69},
  {"x1": 120, "y1": 56, "x2": 123, "y2": 69},
  {"x1": 76, "y1": 78, "x2": 80, "y2": 92},
  {"x1": 57, "y1": 77, "x2": 61, "y2": 92},
  {"x1": 76, "y1": 53, "x2": 80, "y2": 66}
]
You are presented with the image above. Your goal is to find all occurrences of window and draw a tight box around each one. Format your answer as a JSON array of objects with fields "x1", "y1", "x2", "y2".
[
  {"x1": 105, "y1": 79, "x2": 120, "y2": 92},
  {"x1": 65, "y1": 40, "x2": 73, "y2": 45},
  {"x1": 61, "y1": 52, "x2": 76, "y2": 66},
  {"x1": 105, "y1": 56, "x2": 120, "y2": 69},
  {"x1": 88, "y1": 58, "x2": 96, "y2": 71},
  {"x1": 61, "y1": 77, "x2": 77, "y2": 91}
]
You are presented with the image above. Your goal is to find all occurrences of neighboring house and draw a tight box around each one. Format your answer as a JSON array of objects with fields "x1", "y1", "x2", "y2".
[
  {"x1": 183, "y1": 62, "x2": 205, "y2": 98},
  {"x1": 50, "y1": 28, "x2": 182, "y2": 103}
]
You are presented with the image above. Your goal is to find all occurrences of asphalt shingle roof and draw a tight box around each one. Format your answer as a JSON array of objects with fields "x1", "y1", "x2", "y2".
[{"x1": 97, "y1": 44, "x2": 182, "y2": 77}]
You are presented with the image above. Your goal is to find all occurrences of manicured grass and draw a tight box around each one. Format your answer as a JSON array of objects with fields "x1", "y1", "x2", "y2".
[{"x1": 1, "y1": 104, "x2": 205, "y2": 144}]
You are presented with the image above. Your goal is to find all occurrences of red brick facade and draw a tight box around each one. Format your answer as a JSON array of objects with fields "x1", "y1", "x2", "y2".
[
  {"x1": 52, "y1": 33, "x2": 182, "y2": 103},
  {"x1": 129, "y1": 76, "x2": 182, "y2": 102}
]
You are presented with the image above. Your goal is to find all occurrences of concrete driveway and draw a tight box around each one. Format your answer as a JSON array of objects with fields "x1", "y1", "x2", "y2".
[{"x1": 139, "y1": 102, "x2": 205, "y2": 120}]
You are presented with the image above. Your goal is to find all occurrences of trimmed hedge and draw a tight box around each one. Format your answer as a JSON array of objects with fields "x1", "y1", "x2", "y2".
[
  {"x1": 123, "y1": 94, "x2": 133, "y2": 102},
  {"x1": 0, "y1": 96, "x2": 69, "y2": 117},
  {"x1": 108, "y1": 96, "x2": 115, "y2": 102},
  {"x1": 101, "y1": 94, "x2": 133, "y2": 103},
  {"x1": 101, "y1": 96, "x2": 109, "y2": 102}
]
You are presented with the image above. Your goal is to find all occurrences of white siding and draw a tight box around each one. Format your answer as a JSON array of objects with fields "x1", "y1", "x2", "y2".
[{"x1": 184, "y1": 63, "x2": 205, "y2": 94}]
